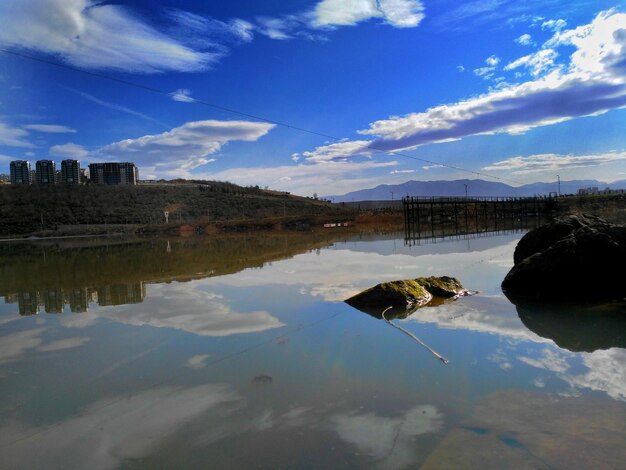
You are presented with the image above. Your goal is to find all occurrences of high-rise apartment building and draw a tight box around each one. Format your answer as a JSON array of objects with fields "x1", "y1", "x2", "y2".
[
  {"x1": 61, "y1": 159, "x2": 81, "y2": 184},
  {"x1": 10, "y1": 160, "x2": 31, "y2": 185},
  {"x1": 88, "y1": 162, "x2": 138, "y2": 185},
  {"x1": 35, "y1": 160, "x2": 56, "y2": 185}
]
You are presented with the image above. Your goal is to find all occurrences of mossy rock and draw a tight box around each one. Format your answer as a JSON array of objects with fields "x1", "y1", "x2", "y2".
[
  {"x1": 345, "y1": 279, "x2": 432, "y2": 318},
  {"x1": 415, "y1": 276, "x2": 466, "y2": 298}
]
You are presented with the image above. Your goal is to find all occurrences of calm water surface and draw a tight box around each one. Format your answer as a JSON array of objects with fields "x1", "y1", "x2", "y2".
[{"x1": 0, "y1": 230, "x2": 624, "y2": 469}]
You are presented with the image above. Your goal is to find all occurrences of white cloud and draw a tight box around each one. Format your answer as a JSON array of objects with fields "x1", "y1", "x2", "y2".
[
  {"x1": 483, "y1": 151, "x2": 626, "y2": 175},
  {"x1": 303, "y1": 10, "x2": 626, "y2": 159},
  {"x1": 50, "y1": 142, "x2": 89, "y2": 159},
  {"x1": 542, "y1": 18, "x2": 567, "y2": 32},
  {"x1": 170, "y1": 89, "x2": 196, "y2": 103},
  {"x1": 504, "y1": 49, "x2": 559, "y2": 77},
  {"x1": 230, "y1": 19, "x2": 255, "y2": 42},
  {"x1": 23, "y1": 124, "x2": 77, "y2": 133},
  {"x1": 291, "y1": 153, "x2": 300, "y2": 162},
  {"x1": 256, "y1": 16, "x2": 299, "y2": 40},
  {"x1": 0, "y1": 122, "x2": 34, "y2": 148},
  {"x1": 95, "y1": 119, "x2": 275, "y2": 177},
  {"x1": 313, "y1": 0, "x2": 424, "y2": 28},
  {"x1": 203, "y1": 160, "x2": 398, "y2": 196},
  {"x1": 457, "y1": 65, "x2": 465, "y2": 72},
  {"x1": 165, "y1": 9, "x2": 254, "y2": 44},
  {"x1": 473, "y1": 66, "x2": 495, "y2": 80},
  {"x1": 390, "y1": 169, "x2": 415, "y2": 174},
  {"x1": 485, "y1": 55, "x2": 500, "y2": 67},
  {"x1": 0, "y1": 0, "x2": 217, "y2": 73},
  {"x1": 303, "y1": 140, "x2": 373, "y2": 163},
  {"x1": 515, "y1": 33, "x2": 535, "y2": 46}
]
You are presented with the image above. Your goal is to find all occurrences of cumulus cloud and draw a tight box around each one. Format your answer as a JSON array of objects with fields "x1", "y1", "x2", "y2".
[
  {"x1": 303, "y1": 10, "x2": 626, "y2": 160},
  {"x1": 50, "y1": 142, "x2": 89, "y2": 159},
  {"x1": 303, "y1": 140, "x2": 373, "y2": 163},
  {"x1": 485, "y1": 55, "x2": 500, "y2": 67},
  {"x1": 23, "y1": 124, "x2": 77, "y2": 133},
  {"x1": 0, "y1": 0, "x2": 218, "y2": 73},
  {"x1": 313, "y1": 0, "x2": 424, "y2": 28},
  {"x1": 515, "y1": 33, "x2": 535, "y2": 46},
  {"x1": 504, "y1": 49, "x2": 559, "y2": 77},
  {"x1": 95, "y1": 119, "x2": 275, "y2": 177},
  {"x1": 483, "y1": 151, "x2": 626, "y2": 175},
  {"x1": 542, "y1": 18, "x2": 567, "y2": 32}
]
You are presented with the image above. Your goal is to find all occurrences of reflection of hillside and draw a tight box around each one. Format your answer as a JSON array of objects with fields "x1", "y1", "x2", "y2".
[{"x1": 0, "y1": 232, "x2": 342, "y2": 310}]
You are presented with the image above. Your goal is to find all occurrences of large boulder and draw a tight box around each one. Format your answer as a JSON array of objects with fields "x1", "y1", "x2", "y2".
[
  {"x1": 345, "y1": 276, "x2": 467, "y2": 319},
  {"x1": 502, "y1": 214, "x2": 626, "y2": 301}
]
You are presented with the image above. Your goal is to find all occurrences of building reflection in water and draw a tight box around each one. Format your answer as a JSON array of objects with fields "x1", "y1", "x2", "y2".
[{"x1": 3, "y1": 283, "x2": 145, "y2": 315}]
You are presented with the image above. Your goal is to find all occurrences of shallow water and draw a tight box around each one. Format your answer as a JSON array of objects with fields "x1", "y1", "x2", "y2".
[{"x1": 0, "y1": 230, "x2": 624, "y2": 469}]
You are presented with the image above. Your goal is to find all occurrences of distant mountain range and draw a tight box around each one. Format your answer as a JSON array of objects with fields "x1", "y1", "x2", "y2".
[{"x1": 327, "y1": 179, "x2": 626, "y2": 202}]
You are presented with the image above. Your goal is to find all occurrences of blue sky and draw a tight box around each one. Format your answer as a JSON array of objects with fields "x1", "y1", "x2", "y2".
[{"x1": 0, "y1": 0, "x2": 625, "y2": 196}]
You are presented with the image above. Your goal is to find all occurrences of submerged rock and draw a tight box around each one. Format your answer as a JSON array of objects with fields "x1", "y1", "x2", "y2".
[
  {"x1": 345, "y1": 276, "x2": 467, "y2": 319},
  {"x1": 502, "y1": 214, "x2": 626, "y2": 302}
]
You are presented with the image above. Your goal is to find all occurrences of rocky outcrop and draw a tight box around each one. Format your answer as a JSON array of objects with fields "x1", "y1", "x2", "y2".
[
  {"x1": 502, "y1": 214, "x2": 626, "y2": 301},
  {"x1": 345, "y1": 276, "x2": 468, "y2": 319}
]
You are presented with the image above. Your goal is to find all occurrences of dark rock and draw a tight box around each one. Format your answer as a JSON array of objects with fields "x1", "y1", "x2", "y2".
[
  {"x1": 502, "y1": 214, "x2": 626, "y2": 301},
  {"x1": 512, "y1": 213, "x2": 611, "y2": 264}
]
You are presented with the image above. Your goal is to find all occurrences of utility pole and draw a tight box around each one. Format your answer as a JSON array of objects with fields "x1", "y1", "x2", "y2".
[
  {"x1": 390, "y1": 191, "x2": 394, "y2": 201},
  {"x1": 557, "y1": 175, "x2": 561, "y2": 197},
  {"x1": 464, "y1": 184, "x2": 468, "y2": 199}
]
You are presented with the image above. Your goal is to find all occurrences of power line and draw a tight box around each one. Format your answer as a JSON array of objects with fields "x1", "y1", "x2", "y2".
[{"x1": 0, "y1": 47, "x2": 524, "y2": 185}]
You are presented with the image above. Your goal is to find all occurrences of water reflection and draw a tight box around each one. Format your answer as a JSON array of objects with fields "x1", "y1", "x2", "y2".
[
  {"x1": 514, "y1": 300, "x2": 626, "y2": 352},
  {"x1": 0, "y1": 232, "x2": 342, "y2": 313},
  {"x1": 0, "y1": 229, "x2": 624, "y2": 468}
]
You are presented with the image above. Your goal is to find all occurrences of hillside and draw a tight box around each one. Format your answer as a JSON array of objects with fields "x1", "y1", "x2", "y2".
[
  {"x1": 328, "y1": 178, "x2": 626, "y2": 202},
  {"x1": 0, "y1": 182, "x2": 351, "y2": 236}
]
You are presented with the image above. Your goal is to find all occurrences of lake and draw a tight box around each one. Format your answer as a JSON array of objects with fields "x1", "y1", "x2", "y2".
[{"x1": 0, "y1": 229, "x2": 625, "y2": 469}]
